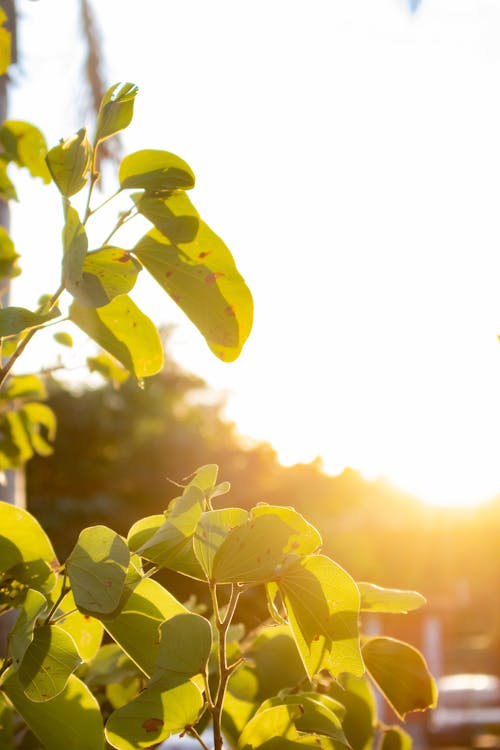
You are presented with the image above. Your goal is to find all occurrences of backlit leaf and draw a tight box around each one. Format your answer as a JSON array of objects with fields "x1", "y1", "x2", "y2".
[
  {"x1": 237, "y1": 704, "x2": 301, "y2": 748},
  {"x1": 55, "y1": 590, "x2": 104, "y2": 662},
  {"x1": 193, "y1": 508, "x2": 248, "y2": 581},
  {"x1": 0, "y1": 306, "x2": 60, "y2": 337},
  {"x1": 0, "y1": 226, "x2": 20, "y2": 279},
  {"x1": 278, "y1": 555, "x2": 363, "y2": 679},
  {"x1": 255, "y1": 694, "x2": 348, "y2": 745},
  {"x1": 327, "y1": 673, "x2": 376, "y2": 750},
  {"x1": 87, "y1": 353, "x2": 129, "y2": 385},
  {"x1": 127, "y1": 514, "x2": 165, "y2": 552},
  {"x1": 17, "y1": 624, "x2": 82, "y2": 702},
  {"x1": 137, "y1": 485, "x2": 205, "y2": 579},
  {"x1": 132, "y1": 222, "x2": 253, "y2": 361},
  {"x1": 19, "y1": 402, "x2": 57, "y2": 457},
  {"x1": 151, "y1": 613, "x2": 212, "y2": 683},
  {"x1": 0, "y1": 374, "x2": 46, "y2": 402},
  {"x1": 69, "y1": 295, "x2": 163, "y2": 379},
  {"x1": 53, "y1": 331, "x2": 73, "y2": 347},
  {"x1": 119, "y1": 149, "x2": 195, "y2": 191},
  {"x1": 96, "y1": 82, "x2": 138, "y2": 144},
  {"x1": 9, "y1": 588, "x2": 48, "y2": 670},
  {"x1": 46, "y1": 128, "x2": 91, "y2": 197},
  {"x1": 247, "y1": 625, "x2": 307, "y2": 701},
  {"x1": 0, "y1": 120, "x2": 51, "y2": 183},
  {"x1": 67, "y1": 247, "x2": 141, "y2": 308},
  {"x1": 133, "y1": 190, "x2": 199, "y2": 243},
  {"x1": 378, "y1": 726, "x2": 412, "y2": 750},
  {"x1": 104, "y1": 578, "x2": 186, "y2": 677},
  {"x1": 213, "y1": 506, "x2": 321, "y2": 584},
  {"x1": 66, "y1": 526, "x2": 130, "y2": 617},
  {"x1": 61, "y1": 205, "x2": 88, "y2": 290},
  {"x1": 358, "y1": 582, "x2": 426, "y2": 613},
  {"x1": 105, "y1": 677, "x2": 203, "y2": 750},
  {"x1": 1, "y1": 670, "x2": 104, "y2": 750},
  {"x1": 362, "y1": 637, "x2": 437, "y2": 719},
  {"x1": 0, "y1": 502, "x2": 58, "y2": 597}
]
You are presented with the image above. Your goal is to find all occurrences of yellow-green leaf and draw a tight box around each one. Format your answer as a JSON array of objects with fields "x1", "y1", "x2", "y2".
[
  {"x1": 46, "y1": 128, "x2": 91, "y2": 197},
  {"x1": 0, "y1": 120, "x2": 51, "y2": 183},
  {"x1": 358, "y1": 582, "x2": 426, "y2": 613},
  {"x1": 278, "y1": 555, "x2": 363, "y2": 679},
  {"x1": 105, "y1": 677, "x2": 203, "y2": 750},
  {"x1": 0, "y1": 305, "x2": 60, "y2": 337},
  {"x1": 119, "y1": 149, "x2": 195, "y2": 191},
  {"x1": 193, "y1": 508, "x2": 248, "y2": 581},
  {"x1": 69, "y1": 295, "x2": 163, "y2": 380},
  {"x1": 133, "y1": 223, "x2": 253, "y2": 362},
  {"x1": 0, "y1": 161, "x2": 17, "y2": 201},
  {"x1": 0, "y1": 225, "x2": 20, "y2": 279},
  {"x1": 62, "y1": 205, "x2": 88, "y2": 289},
  {"x1": 67, "y1": 247, "x2": 141, "y2": 308},
  {"x1": 362, "y1": 636, "x2": 437, "y2": 719},
  {"x1": 17, "y1": 624, "x2": 82, "y2": 702},
  {"x1": 1, "y1": 671, "x2": 104, "y2": 750},
  {"x1": 56, "y1": 590, "x2": 104, "y2": 662},
  {"x1": 151, "y1": 613, "x2": 212, "y2": 683},
  {"x1": 66, "y1": 526, "x2": 130, "y2": 617},
  {"x1": 96, "y1": 82, "x2": 138, "y2": 144}
]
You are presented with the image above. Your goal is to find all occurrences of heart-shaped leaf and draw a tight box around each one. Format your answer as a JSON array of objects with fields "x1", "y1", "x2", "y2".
[
  {"x1": 17, "y1": 624, "x2": 82, "y2": 702},
  {"x1": 278, "y1": 555, "x2": 363, "y2": 679},
  {"x1": 66, "y1": 526, "x2": 130, "y2": 617},
  {"x1": 362, "y1": 637, "x2": 437, "y2": 719},
  {"x1": 193, "y1": 508, "x2": 248, "y2": 581},
  {"x1": 46, "y1": 128, "x2": 91, "y2": 197},
  {"x1": 151, "y1": 613, "x2": 212, "y2": 684}
]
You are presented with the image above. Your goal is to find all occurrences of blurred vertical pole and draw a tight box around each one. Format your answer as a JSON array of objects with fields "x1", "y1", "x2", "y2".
[{"x1": 0, "y1": 0, "x2": 23, "y2": 659}]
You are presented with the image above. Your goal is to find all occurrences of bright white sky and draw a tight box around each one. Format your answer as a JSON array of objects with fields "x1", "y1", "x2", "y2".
[{"x1": 8, "y1": 0, "x2": 500, "y2": 507}]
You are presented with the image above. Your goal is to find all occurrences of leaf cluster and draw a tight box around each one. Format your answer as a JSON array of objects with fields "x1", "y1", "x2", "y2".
[{"x1": 0, "y1": 465, "x2": 436, "y2": 750}]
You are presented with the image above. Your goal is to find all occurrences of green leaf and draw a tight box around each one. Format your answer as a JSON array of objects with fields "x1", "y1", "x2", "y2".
[
  {"x1": 0, "y1": 502, "x2": 58, "y2": 597},
  {"x1": 362, "y1": 637, "x2": 437, "y2": 719},
  {"x1": 255, "y1": 694, "x2": 348, "y2": 744},
  {"x1": 238, "y1": 704, "x2": 301, "y2": 748},
  {"x1": 55, "y1": 590, "x2": 104, "y2": 662},
  {"x1": 327, "y1": 674, "x2": 376, "y2": 750},
  {"x1": 247, "y1": 625, "x2": 307, "y2": 701},
  {"x1": 66, "y1": 526, "x2": 130, "y2": 617},
  {"x1": 105, "y1": 677, "x2": 203, "y2": 750},
  {"x1": 84, "y1": 643, "x2": 139, "y2": 689},
  {"x1": 0, "y1": 9, "x2": 11, "y2": 76},
  {"x1": 0, "y1": 226, "x2": 20, "y2": 279},
  {"x1": 358, "y1": 582, "x2": 426, "y2": 614},
  {"x1": 133, "y1": 190, "x2": 199, "y2": 244},
  {"x1": 9, "y1": 589, "x2": 48, "y2": 670},
  {"x1": 67, "y1": 247, "x2": 142, "y2": 308},
  {"x1": 137, "y1": 485, "x2": 205, "y2": 579},
  {"x1": 96, "y1": 82, "x2": 138, "y2": 144},
  {"x1": 17, "y1": 624, "x2": 82, "y2": 702},
  {"x1": 212, "y1": 506, "x2": 321, "y2": 584},
  {"x1": 0, "y1": 121, "x2": 51, "y2": 183},
  {"x1": 53, "y1": 331, "x2": 73, "y2": 347},
  {"x1": 61, "y1": 205, "x2": 88, "y2": 290},
  {"x1": 0, "y1": 161, "x2": 17, "y2": 201},
  {"x1": 69, "y1": 295, "x2": 163, "y2": 380},
  {"x1": 378, "y1": 726, "x2": 412, "y2": 750},
  {"x1": 46, "y1": 128, "x2": 92, "y2": 197},
  {"x1": 1, "y1": 670, "x2": 104, "y2": 750},
  {"x1": 151, "y1": 613, "x2": 212, "y2": 683},
  {"x1": 119, "y1": 150, "x2": 195, "y2": 191},
  {"x1": 104, "y1": 578, "x2": 187, "y2": 677},
  {"x1": 0, "y1": 692, "x2": 14, "y2": 750},
  {"x1": 0, "y1": 375, "x2": 47, "y2": 402},
  {"x1": 132, "y1": 223, "x2": 253, "y2": 362},
  {"x1": 87, "y1": 354, "x2": 129, "y2": 385},
  {"x1": 193, "y1": 507, "x2": 248, "y2": 581},
  {"x1": 127, "y1": 514, "x2": 165, "y2": 552},
  {"x1": 0, "y1": 306, "x2": 60, "y2": 337},
  {"x1": 278, "y1": 555, "x2": 363, "y2": 679},
  {"x1": 19, "y1": 402, "x2": 57, "y2": 457}
]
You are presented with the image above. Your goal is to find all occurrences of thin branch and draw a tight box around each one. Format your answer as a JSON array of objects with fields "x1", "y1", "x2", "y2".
[
  {"x1": 185, "y1": 726, "x2": 211, "y2": 750},
  {"x1": 0, "y1": 283, "x2": 65, "y2": 390},
  {"x1": 101, "y1": 209, "x2": 137, "y2": 246}
]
